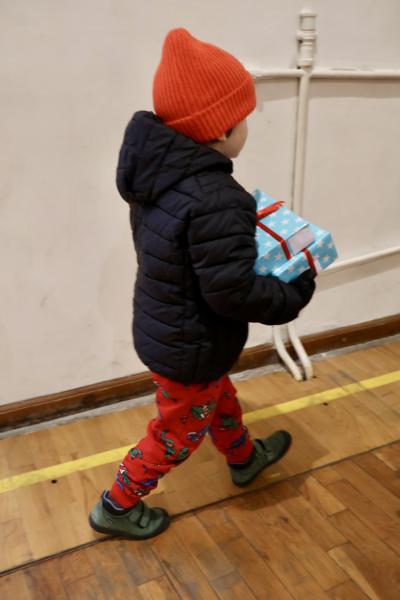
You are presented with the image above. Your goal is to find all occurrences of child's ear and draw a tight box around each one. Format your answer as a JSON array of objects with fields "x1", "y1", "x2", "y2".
[{"x1": 206, "y1": 131, "x2": 228, "y2": 145}]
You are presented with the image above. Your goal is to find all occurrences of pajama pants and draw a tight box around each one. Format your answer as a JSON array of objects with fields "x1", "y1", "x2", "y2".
[{"x1": 110, "y1": 371, "x2": 253, "y2": 508}]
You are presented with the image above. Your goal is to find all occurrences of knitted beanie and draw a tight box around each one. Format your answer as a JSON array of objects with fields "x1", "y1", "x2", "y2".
[{"x1": 153, "y1": 28, "x2": 256, "y2": 143}]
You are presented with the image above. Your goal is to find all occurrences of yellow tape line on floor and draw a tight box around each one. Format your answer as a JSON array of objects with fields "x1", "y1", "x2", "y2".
[
  {"x1": 1, "y1": 369, "x2": 399, "y2": 495},
  {"x1": 243, "y1": 370, "x2": 400, "y2": 424}
]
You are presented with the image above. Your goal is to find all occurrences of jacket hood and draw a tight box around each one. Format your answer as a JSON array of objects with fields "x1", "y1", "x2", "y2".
[{"x1": 116, "y1": 111, "x2": 233, "y2": 204}]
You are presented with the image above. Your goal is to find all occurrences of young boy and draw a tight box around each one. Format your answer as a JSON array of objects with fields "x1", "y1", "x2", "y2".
[{"x1": 89, "y1": 28, "x2": 315, "y2": 539}]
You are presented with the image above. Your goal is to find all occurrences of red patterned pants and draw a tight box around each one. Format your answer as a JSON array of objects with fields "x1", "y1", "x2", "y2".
[{"x1": 110, "y1": 371, "x2": 253, "y2": 508}]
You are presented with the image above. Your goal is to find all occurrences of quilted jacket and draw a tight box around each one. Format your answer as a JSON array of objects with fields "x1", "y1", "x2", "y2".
[{"x1": 116, "y1": 111, "x2": 314, "y2": 383}]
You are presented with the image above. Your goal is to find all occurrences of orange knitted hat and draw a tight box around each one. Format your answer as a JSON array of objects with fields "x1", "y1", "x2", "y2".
[{"x1": 153, "y1": 28, "x2": 256, "y2": 143}]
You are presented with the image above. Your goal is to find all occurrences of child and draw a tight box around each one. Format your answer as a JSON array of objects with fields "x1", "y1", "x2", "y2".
[{"x1": 89, "y1": 29, "x2": 315, "y2": 540}]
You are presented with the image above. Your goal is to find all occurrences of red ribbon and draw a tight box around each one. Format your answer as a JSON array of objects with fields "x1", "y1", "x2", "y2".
[
  {"x1": 256, "y1": 200, "x2": 291, "y2": 260},
  {"x1": 256, "y1": 201, "x2": 284, "y2": 220},
  {"x1": 302, "y1": 248, "x2": 317, "y2": 274}
]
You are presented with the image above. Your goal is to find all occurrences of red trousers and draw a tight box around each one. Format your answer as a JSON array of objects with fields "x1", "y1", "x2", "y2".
[{"x1": 110, "y1": 372, "x2": 253, "y2": 508}]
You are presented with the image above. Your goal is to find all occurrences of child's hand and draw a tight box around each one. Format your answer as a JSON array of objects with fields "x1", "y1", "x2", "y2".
[
  {"x1": 265, "y1": 269, "x2": 316, "y2": 325},
  {"x1": 290, "y1": 269, "x2": 316, "y2": 306}
]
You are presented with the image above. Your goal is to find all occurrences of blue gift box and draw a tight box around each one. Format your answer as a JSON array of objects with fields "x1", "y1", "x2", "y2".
[
  {"x1": 271, "y1": 224, "x2": 338, "y2": 282},
  {"x1": 253, "y1": 189, "x2": 315, "y2": 275}
]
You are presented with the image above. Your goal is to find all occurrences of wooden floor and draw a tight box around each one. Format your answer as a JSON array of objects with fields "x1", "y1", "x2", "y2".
[
  {"x1": 1, "y1": 340, "x2": 400, "y2": 599},
  {"x1": 2, "y1": 444, "x2": 400, "y2": 599}
]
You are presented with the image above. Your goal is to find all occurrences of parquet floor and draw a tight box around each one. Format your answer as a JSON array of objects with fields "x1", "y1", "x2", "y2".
[
  {"x1": 2, "y1": 444, "x2": 400, "y2": 599},
  {"x1": 1, "y1": 340, "x2": 400, "y2": 598}
]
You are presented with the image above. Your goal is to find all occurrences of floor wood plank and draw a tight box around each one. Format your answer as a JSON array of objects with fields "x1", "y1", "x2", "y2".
[
  {"x1": 113, "y1": 538, "x2": 164, "y2": 587},
  {"x1": 291, "y1": 474, "x2": 346, "y2": 517},
  {"x1": 353, "y1": 452, "x2": 400, "y2": 499},
  {"x1": 150, "y1": 522, "x2": 220, "y2": 599},
  {"x1": 174, "y1": 515, "x2": 235, "y2": 582},
  {"x1": 226, "y1": 490, "x2": 328, "y2": 590},
  {"x1": 261, "y1": 487, "x2": 348, "y2": 590},
  {"x1": 313, "y1": 465, "x2": 344, "y2": 486},
  {"x1": 269, "y1": 480, "x2": 347, "y2": 552},
  {"x1": 86, "y1": 541, "x2": 142, "y2": 599},
  {"x1": 213, "y1": 534, "x2": 294, "y2": 600},
  {"x1": 329, "y1": 580, "x2": 370, "y2": 599},
  {"x1": 137, "y1": 575, "x2": 180, "y2": 600},
  {"x1": 64, "y1": 574, "x2": 108, "y2": 600},
  {"x1": 329, "y1": 508, "x2": 400, "y2": 591},
  {"x1": 326, "y1": 478, "x2": 400, "y2": 543},
  {"x1": 211, "y1": 570, "x2": 258, "y2": 599},
  {"x1": 23, "y1": 560, "x2": 69, "y2": 600},
  {"x1": 2, "y1": 570, "x2": 32, "y2": 600},
  {"x1": 196, "y1": 503, "x2": 242, "y2": 546},
  {"x1": 329, "y1": 543, "x2": 397, "y2": 600},
  {"x1": 334, "y1": 459, "x2": 400, "y2": 519},
  {"x1": 375, "y1": 442, "x2": 400, "y2": 471},
  {"x1": 290, "y1": 577, "x2": 331, "y2": 600}
]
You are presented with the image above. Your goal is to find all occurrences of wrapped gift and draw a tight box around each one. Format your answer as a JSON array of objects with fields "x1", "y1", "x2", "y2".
[
  {"x1": 253, "y1": 189, "x2": 315, "y2": 275},
  {"x1": 271, "y1": 224, "x2": 338, "y2": 282}
]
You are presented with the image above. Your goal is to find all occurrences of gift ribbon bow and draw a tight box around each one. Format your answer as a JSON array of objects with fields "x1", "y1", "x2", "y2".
[{"x1": 256, "y1": 201, "x2": 291, "y2": 260}]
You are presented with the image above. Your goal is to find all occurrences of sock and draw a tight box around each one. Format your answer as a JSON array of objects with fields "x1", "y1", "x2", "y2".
[
  {"x1": 228, "y1": 446, "x2": 256, "y2": 470},
  {"x1": 101, "y1": 490, "x2": 133, "y2": 515}
]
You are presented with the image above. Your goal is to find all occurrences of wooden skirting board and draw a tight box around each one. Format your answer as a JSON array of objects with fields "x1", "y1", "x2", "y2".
[{"x1": 1, "y1": 313, "x2": 399, "y2": 431}]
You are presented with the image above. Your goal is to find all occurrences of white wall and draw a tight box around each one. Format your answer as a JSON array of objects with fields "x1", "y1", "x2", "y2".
[{"x1": 1, "y1": 0, "x2": 399, "y2": 404}]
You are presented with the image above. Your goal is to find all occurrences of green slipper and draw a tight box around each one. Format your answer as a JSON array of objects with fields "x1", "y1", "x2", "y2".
[
  {"x1": 89, "y1": 494, "x2": 170, "y2": 540},
  {"x1": 229, "y1": 430, "x2": 292, "y2": 487}
]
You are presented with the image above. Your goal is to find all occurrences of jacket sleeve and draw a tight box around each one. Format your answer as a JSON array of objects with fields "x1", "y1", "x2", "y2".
[{"x1": 187, "y1": 190, "x2": 309, "y2": 325}]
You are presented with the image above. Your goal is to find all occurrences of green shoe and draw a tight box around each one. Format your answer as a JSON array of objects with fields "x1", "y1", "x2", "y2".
[
  {"x1": 229, "y1": 430, "x2": 292, "y2": 487},
  {"x1": 89, "y1": 493, "x2": 170, "y2": 540}
]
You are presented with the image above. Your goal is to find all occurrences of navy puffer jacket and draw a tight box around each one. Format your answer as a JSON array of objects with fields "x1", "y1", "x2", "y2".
[{"x1": 116, "y1": 111, "x2": 314, "y2": 383}]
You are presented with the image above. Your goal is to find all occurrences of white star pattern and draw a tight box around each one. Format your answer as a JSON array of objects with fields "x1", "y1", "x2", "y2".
[{"x1": 255, "y1": 191, "x2": 337, "y2": 281}]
